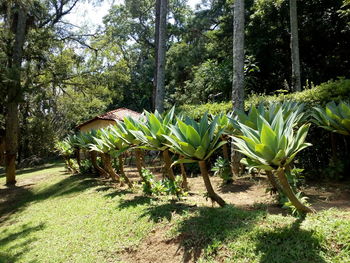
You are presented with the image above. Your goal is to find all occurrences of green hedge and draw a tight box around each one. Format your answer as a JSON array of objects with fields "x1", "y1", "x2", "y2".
[{"x1": 178, "y1": 78, "x2": 350, "y2": 119}]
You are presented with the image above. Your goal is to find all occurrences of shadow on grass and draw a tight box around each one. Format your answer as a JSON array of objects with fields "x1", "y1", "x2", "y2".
[
  {"x1": 118, "y1": 196, "x2": 154, "y2": 209},
  {"x1": 255, "y1": 218, "x2": 326, "y2": 263},
  {"x1": 173, "y1": 205, "x2": 263, "y2": 262},
  {"x1": 0, "y1": 223, "x2": 45, "y2": 263},
  {"x1": 0, "y1": 162, "x2": 64, "y2": 179},
  {"x1": 0, "y1": 174, "x2": 99, "y2": 224},
  {"x1": 140, "y1": 202, "x2": 193, "y2": 223},
  {"x1": 95, "y1": 185, "x2": 134, "y2": 199},
  {"x1": 171, "y1": 205, "x2": 327, "y2": 263}
]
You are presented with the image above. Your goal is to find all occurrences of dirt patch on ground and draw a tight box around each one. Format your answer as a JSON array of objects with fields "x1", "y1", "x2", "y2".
[{"x1": 119, "y1": 226, "x2": 190, "y2": 263}]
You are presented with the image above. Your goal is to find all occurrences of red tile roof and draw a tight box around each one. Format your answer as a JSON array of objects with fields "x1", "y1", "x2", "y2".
[{"x1": 76, "y1": 108, "x2": 141, "y2": 129}]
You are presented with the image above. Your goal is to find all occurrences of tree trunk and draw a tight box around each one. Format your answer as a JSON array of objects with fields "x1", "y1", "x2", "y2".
[
  {"x1": 180, "y1": 156, "x2": 189, "y2": 190},
  {"x1": 135, "y1": 149, "x2": 151, "y2": 189},
  {"x1": 76, "y1": 148, "x2": 81, "y2": 170},
  {"x1": 90, "y1": 151, "x2": 109, "y2": 178},
  {"x1": 118, "y1": 155, "x2": 133, "y2": 188},
  {"x1": 266, "y1": 170, "x2": 282, "y2": 194},
  {"x1": 102, "y1": 154, "x2": 121, "y2": 183},
  {"x1": 221, "y1": 135, "x2": 234, "y2": 182},
  {"x1": 5, "y1": 7, "x2": 27, "y2": 186},
  {"x1": 222, "y1": 136, "x2": 230, "y2": 161},
  {"x1": 275, "y1": 168, "x2": 315, "y2": 214},
  {"x1": 231, "y1": 0, "x2": 245, "y2": 179},
  {"x1": 198, "y1": 161, "x2": 226, "y2": 207},
  {"x1": 0, "y1": 136, "x2": 5, "y2": 166},
  {"x1": 290, "y1": 0, "x2": 301, "y2": 92},
  {"x1": 135, "y1": 148, "x2": 144, "y2": 176},
  {"x1": 155, "y1": 0, "x2": 167, "y2": 113},
  {"x1": 153, "y1": 0, "x2": 161, "y2": 111},
  {"x1": 162, "y1": 149, "x2": 175, "y2": 181}
]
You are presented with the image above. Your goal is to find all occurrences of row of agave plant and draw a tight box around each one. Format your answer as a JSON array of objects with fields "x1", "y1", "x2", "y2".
[{"x1": 55, "y1": 100, "x2": 350, "y2": 214}]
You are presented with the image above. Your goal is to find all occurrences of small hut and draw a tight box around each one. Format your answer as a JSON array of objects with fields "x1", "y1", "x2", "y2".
[{"x1": 76, "y1": 108, "x2": 141, "y2": 133}]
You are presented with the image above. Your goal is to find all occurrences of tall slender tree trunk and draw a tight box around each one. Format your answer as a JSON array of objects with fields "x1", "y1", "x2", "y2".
[
  {"x1": 198, "y1": 161, "x2": 226, "y2": 207},
  {"x1": 162, "y1": 149, "x2": 175, "y2": 181},
  {"x1": 155, "y1": 0, "x2": 167, "y2": 113},
  {"x1": 289, "y1": 0, "x2": 301, "y2": 92},
  {"x1": 231, "y1": 0, "x2": 245, "y2": 178},
  {"x1": 118, "y1": 155, "x2": 133, "y2": 188},
  {"x1": 153, "y1": 0, "x2": 161, "y2": 111},
  {"x1": 5, "y1": 7, "x2": 27, "y2": 185}
]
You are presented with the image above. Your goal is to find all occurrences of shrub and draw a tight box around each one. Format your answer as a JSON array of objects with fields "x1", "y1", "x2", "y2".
[{"x1": 178, "y1": 78, "x2": 350, "y2": 119}]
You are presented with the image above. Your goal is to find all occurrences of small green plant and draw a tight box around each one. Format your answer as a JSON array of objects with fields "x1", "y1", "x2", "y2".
[
  {"x1": 79, "y1": 159, "x2": 93, "y2": 174},
  {"x1": 141, "y1": 168, "x2": 183, "y2": 197},
  {"x1": 141, "y1": 168, "x2": 155, "y2": 195},
  {"x1": 283, "y1": 192, "x2": 310, "y2": 217},
  {"x1": 211, "y1": 156, "x2": 232, "y2": 184}
]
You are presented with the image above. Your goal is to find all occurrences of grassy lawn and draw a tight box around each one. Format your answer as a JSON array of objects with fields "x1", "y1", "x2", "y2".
[{"x1": 1, "y1": 164, "x2": 350, "y2": 263}]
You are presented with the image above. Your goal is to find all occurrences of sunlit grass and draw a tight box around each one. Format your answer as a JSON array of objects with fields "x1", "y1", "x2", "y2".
[{"x1": 1, "y1": 164, "x2": 350, "y2": 263}]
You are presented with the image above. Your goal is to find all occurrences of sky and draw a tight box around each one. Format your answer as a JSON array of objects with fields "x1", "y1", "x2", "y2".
[{"x1": 65, "y1": 0, "x2": 202, "y2": 29}]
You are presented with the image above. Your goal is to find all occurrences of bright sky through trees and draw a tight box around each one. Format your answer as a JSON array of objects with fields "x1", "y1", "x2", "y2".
[{"x1": 65, "y1": 0, "x2": 202, "y2": 28}]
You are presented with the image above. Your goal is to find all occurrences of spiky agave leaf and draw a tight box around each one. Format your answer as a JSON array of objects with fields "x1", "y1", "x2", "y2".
[
  {"x1": 232, "y1": 108, "x2": 311, "y2": 171},
  {"x1": 312, "y1": 101, "x2": 350, "y2": 136},
  {"x1": 234, "y1": 101, "x2": 305, "y2": 132},
  {"x1": 164, "y1": 113, "x2": 226, "y2": 163},
  {"x1": 130, "y1": 107, "x2": 176, "y2": 151}
]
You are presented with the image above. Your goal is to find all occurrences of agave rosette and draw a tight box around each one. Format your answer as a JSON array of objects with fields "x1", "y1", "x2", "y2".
[
  {"x1": 235, "y1": 101, "x2": 305, "y2": 131},
  {"x1": 312, "y1": 101, "x2": 350, "y2": 136},
  {"x1": 129, "y1": 107, "x2": 175, "y2": 151},
  {"x1": 232, "y1": 109, "x2": 311, "y2": 171},
  {"x1": 163, "y1": 113, "x2": 227, "y2": 163}
]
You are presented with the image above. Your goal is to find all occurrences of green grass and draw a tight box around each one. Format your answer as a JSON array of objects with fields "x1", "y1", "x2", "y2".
[{"x1": 1, "y1": 164, "x2": 350, "y2": 263}]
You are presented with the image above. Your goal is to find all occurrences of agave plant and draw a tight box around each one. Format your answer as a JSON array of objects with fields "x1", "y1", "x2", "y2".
[
  {"x1": 75, "y1": 131, "x2": 109, "y2": 178},
  {"x1": 54, "y1": 136, "x2": 77, "y2": 173},
  {"x1": 235, "y1": 101, "x2": 305, "y2": 130},
  {"x1": 164, "y1": 114, "x2": 227, "y2": 207},
  {"x1": 312, "y1": 101, "x2": 350, "y2": 136},
  {"x1": 89, "y1": 128, "x2": 122, "y2": 184},
  {"x1": 130, "y1": 107, "x2": 176, "y2": 181},
  {"x1": 114, "y1": 117, "x2": 151, "y2": 188},
  {"x1": 108, "y1": 126, "x2": 134, "y2": 187},
  {"x1": 232, "y1": 108, "x2": 314, "y2": 213},
  {"x1": 212, "y1": 112, "x2": 238, "y2": 179}
]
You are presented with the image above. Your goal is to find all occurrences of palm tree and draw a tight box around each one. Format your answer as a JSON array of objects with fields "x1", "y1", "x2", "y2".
[{"x1": 164, "y1": 114, "x2": 227, "y2": 207}]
